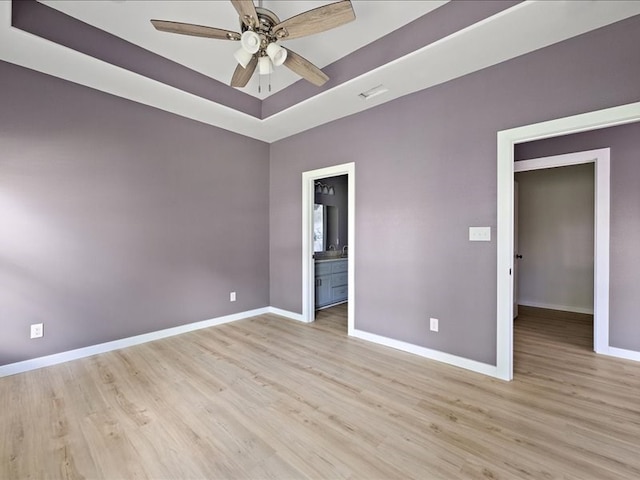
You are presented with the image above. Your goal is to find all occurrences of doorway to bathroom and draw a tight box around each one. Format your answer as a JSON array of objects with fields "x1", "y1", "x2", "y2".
[
  {"x1": 302, "y1": 163, "x2": 355, "y2": 334},
  {"x1": 313, "y1": 175, "x2": 348, "y2": 315}
]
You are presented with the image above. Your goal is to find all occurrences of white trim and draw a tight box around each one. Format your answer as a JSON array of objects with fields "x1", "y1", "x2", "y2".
[
  {"x1": 497, "y1": 102, "x2": 640, "y2": 381},
  {"x1": 604, "y1": 347, "x2": 640, "y2": 362},
  {"x1": 594, "y1": 151, "x2": 611, "y2": 353},
  {"x1": 351, "y1": 329, "x2": 497, "y2": 378},
  {"x1": 0, "y1": 307, "x2": 270, "y2": 378},
  {"x1": 517, "y1": 301, "x2": 593, "y2": 316},
  {"x1": 301, "y1": 163, "x2": 355, "y2": 336},
  {"x1": 266, "y1": 307, "x2": 305, "y2": 323},
  {"x1": 514, "y1": 149, "x2": 606, "y2": 172}
]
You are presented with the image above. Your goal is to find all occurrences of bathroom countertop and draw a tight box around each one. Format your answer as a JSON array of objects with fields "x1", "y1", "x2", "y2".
[{"x1": 314, "y1": 257, "x2": 348, "y2": 263}]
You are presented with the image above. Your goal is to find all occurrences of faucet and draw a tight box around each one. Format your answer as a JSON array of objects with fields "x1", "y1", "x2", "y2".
[
  {"x1": 328, "y1": 245, "x2": 336, "y2": 251},
  {"x1": 342, "y1": 245, "x2": 348, "y2": 256}
]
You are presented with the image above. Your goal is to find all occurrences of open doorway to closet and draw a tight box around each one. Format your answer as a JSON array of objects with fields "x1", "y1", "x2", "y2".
[{"x1": 513, "y1": 153, "x2": 598, "y2": 370}]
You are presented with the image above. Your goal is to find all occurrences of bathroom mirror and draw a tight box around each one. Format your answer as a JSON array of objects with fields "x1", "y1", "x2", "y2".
[{"x1": 313, "y1": 204, "x2": 339, "y2": 252}]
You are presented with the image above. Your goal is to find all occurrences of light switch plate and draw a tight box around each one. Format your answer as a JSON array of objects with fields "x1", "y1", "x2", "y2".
[{"x1": 469, "y1": 227, "x2": 491, "y2": 242}]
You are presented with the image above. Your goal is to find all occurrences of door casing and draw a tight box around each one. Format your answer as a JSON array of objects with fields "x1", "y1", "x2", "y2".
[
  {"x1": 514, "y1": 149, "x2": 609, "y2": 358},
  {"x1": 302, "y1": 163, "x2": 355, "y2": 334}
]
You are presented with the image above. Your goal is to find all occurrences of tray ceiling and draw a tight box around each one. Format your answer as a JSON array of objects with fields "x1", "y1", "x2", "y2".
[{"x1": 2, "y1": 1, "x2": 639, "y2": 142}]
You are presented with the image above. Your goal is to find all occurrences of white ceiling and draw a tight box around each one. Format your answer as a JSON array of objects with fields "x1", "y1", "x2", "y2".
[
  {"x1": 2, "y1": 1, "x2": 640, "y2": 142},
  {"x1": 39, "y1": 0, "x2": 447, "y2": 99}
]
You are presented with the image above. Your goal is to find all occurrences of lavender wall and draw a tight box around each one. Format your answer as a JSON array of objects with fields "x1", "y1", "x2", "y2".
[
  {"x1": 515, "y1": 122, "x2": 640, "y2": 352},
  {"x1": 0, "y1": 61, "x2": 270, "y2": 366},
  {"x1": 269, "y1": 15, "x2": 640, "y2": 365}
]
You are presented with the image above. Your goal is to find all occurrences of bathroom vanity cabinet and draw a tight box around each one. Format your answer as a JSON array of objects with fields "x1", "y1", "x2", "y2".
[{"x1": 314, "y1": 258, "x2": 348, "y2": 309}]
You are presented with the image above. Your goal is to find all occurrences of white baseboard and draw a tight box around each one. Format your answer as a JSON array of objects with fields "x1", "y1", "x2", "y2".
[
  {"x1": 601, "y1": 346, "x2": 640, "y2": 362},
  {"x1": 0, "y1": 307, "x2": 270, "y2": 378},
  {"x1": 11, "y1": 307, "x2": 632, "y2": 382},
  {"x1": 350, "y1": 329, "x2": 499, "y2": 379},
  {"x1": 518, "y1": 300, "x2": 594, "y2": 315},
  {"x1": 266, "y1": 307, "x2": 306, "y2": 323}
]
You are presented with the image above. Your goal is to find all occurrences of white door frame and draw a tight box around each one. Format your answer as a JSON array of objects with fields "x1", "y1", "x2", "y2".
[
  {"x1": 515, "y1": 148, "x2": 610, "y2": 350},
  {"x1": 302, "y1": 162, "x2": 355, "y2": 334},
  {"x1": 496, "y1": 101, "x2": 640, "y2": 381}
]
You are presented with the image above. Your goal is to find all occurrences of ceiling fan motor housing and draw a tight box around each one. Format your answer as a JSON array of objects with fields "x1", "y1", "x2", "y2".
[{"x1": 240, "y1": 7, "x2": 285, "y2": 51}]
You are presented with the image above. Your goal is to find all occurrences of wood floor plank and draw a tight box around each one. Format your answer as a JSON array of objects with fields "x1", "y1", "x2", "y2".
[{"x1": 2, "y1": 304, "x2": 640, "y2": 479}]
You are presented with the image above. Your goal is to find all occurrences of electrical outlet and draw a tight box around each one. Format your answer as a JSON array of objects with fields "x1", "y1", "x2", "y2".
[
  {"x1": 430, "y1": 318, "x2": 439, "y2": 332},
  {"x1": 230, "y1": 291, "x2": 236, "y2": 302},
  {"x1": 30, "y1": 323, "x2": 44, "y2": 339}
]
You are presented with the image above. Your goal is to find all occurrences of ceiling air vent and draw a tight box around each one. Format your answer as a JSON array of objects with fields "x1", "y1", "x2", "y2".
[{"x1": 358, "y1": 84, "x2": 388, "y2": 100}]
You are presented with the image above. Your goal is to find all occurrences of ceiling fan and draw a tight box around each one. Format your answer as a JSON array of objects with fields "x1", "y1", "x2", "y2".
[{"x1": 150, "y1": 0, "x2": 356, "y2": 89}]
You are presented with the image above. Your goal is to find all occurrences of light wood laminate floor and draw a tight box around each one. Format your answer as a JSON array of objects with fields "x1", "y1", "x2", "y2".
[{"x1": 2, "y1": 304, "x2": 640, "y2": 479}]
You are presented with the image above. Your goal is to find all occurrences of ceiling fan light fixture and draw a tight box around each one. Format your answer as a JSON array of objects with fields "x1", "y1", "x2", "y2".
[
  {"x1": 240, "y1": 30, "x2": 261, "y2": 54},
  {"x1": 266, "y1": 42, "x2": 287, "y2": 67},
  {"x1": 259, "y1": 56, "x2": 273, "y2": 75},
  {"x1": 234, "y1": 48, "x2": 254, "y2": 68}
]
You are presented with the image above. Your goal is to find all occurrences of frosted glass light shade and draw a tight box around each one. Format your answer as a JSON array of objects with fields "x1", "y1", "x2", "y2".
[
  {"x1": 234, "y1": 48, "x2": 254, "y2": 68},
  {"x1": 258, "y1": 56, "x2": 273, "y2": 75},
  {"x1": 266, "y1": 42, "x2": 287, "y2": 67},
  {"x1": 240, "y1": 30, "x2": 260, "y2": 54}
]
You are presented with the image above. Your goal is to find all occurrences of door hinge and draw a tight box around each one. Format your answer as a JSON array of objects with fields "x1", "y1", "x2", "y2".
[{"x1": 509, "y1": 268, "x2": 512, "y2": 275}]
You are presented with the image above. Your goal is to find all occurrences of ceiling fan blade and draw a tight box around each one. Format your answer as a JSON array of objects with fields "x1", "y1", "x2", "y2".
[
  {"x1": 230, "y1": 0, "x2": 259, "y2": 28},
  {"x1": 231, "y1": 55, "x2": 258, "y2": 88},
  {"x1": 151, "y1": 20, "x2": 240, "y2": 41},
  {"x1": 273, "y1": 0, "x2": 355, "y2": 41},
  {"x1": 283, "y1": 49, "x2": 329, "y2": 87}
]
